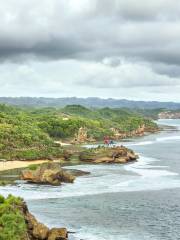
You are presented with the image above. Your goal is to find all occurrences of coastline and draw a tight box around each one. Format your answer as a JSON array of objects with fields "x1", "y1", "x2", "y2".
[
  {"x1": 1, "y1": 119, "x2": 179, "y2": 240},
  {"x1": 0, "y1": 131, "x2": 160, "y2": 173},
  {"x1": 0, "y1": 159, "x2": 59, "y2": 172},
  {"x1": 0, "y1": 125, "x2": 163, "y2": 173}
]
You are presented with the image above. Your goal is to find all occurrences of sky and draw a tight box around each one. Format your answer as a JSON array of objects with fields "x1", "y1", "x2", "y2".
[{"x1": 0, "y1": 0, "x2": 180, "y2": 102}]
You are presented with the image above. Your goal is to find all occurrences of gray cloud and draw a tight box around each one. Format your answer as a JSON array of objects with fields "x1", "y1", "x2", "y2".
[
  {"x1": 0, "y1": 0, "x2": 180, "y2": 101},
  {"x1": 0, "y1": 0, "x2": 180, "y2": 66},
  {"x1": 76, "y1": 61, "x2": 180, "y2": 88}
]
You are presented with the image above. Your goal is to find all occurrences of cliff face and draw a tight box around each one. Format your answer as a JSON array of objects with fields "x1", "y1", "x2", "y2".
[
  {"x1": 110, "y1": 126, "x2": 144, "y2": 139},
  {"x1": 110, "y1": 124, "x2": 157, "y2": 140},
  {"x1": 25, "y1": 204, "x2": 68, "y2": 240},
  {"x1": 73, "y1": 124, "x2": 158, "y2": 144},
  {"x1": 73, "y1": 127, "x2": 95, "y2": 144},
  {"x1": 74, "y1": 127, "x2": 88, "y2": 143},
  {"x1": 158, "y1": 111, "x2": 180, "y2": 119},
  {"x1": 0, "y1": 195, "x2": 68, "y2": 240}
]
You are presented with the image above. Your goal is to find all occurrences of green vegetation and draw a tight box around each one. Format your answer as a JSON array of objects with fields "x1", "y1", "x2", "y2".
[
  {"x1": 132, "y1": 108, "x2": 166, "y2": 120},
  {"x1": 0, "y1": 104, "x2": 158, "y2": 160},
  {"x1": 0, "y1": 195, "x2": 26, "y2": 240},
  {"x1": 28, "y1": 164, "x2": 39, "y2": 171},
  {"x1": 59, "y1": 105, "x2": 158, "y2": 133},
  {"x1": 0, "y1": 104, "x2": 63, "y2": 160},
  {"x1": 0, "y1": 180, "x2": 14, "y2": 186}
]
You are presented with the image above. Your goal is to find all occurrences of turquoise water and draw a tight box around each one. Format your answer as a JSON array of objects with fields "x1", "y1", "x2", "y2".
[{"x1": 1, "y1": 119, "x2": 180, "y2": 239}]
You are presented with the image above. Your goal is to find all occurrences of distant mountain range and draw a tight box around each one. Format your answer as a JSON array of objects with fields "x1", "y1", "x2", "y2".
[{"x1": 0, "y1": 97, "x2": 180, "y2": 109}]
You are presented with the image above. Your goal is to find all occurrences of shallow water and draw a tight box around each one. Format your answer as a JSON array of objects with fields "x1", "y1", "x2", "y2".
[{"x1": 1, "y1": 119, "x2": 180, "y2": 240}]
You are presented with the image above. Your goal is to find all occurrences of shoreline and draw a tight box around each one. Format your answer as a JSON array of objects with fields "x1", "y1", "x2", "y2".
[
  {"x1": 0, "y1": 159, "x2": 58, "y2": 172},
  {"x1": 0, "y1": 126, "x2": 164, "y2": 173}
]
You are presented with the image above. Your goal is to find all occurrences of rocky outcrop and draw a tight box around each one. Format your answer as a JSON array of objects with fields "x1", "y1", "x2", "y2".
[
  {"x1": 158, "y1": 111, "x2": 180, "y2": 119},
  {"x1": 71, "y1": 124, "x2": 157, "y2": 144},
  {"x1": 19, "y1": 200, "x2": 68, "y2": 240},
  {"x1": 74, "y1": 127, "x2": 88, "y2": 143},
  {"x1": 79, "y1": 146, "x2": 138, "y2": 164},
  {"x1": 73, "y1": 127, "x2": 95, "y2": 144},
  {"x1": 110, "y1": 124, "x2": 158, "y2": 139},
  {"x1": 21, "y1": 162, "x2": 75, "y2": 185},
  {"x1": 110, "y1": 125, "x2": 146, "y2": 139},
  {"x1": 48, "y1": 228, "x2": 68, "y2": 240}
]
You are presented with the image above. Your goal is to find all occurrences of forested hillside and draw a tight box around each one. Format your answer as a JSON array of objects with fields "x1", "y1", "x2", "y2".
[
  {"x1": 0, "y1": 97, "x2": 180, "y2": 109},
  {"x1": 0, "y1": 104, "x2": 158, "y2": 160}
]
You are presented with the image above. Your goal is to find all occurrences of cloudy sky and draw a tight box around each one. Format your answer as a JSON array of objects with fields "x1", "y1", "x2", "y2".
[{"x1": 0, "y1": 0, "x2": 180, "y2": 101}]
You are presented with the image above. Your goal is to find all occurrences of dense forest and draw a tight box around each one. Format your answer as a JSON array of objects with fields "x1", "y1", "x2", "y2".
[{"x1": 0, "y1": 104, "x2": 158, "y2": 161}]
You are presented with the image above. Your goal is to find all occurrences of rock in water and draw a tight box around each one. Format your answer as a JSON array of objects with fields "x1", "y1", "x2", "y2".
[
  {"x1": 26, "y1": 212, "x2": 49, "y2": 239},
  {"x1": 21, "y1": 162, "x2": 75, "y2": 185},
  {"x1": 48, "y1": 228, "x2": 68, "y2": 240},
  {"x1": 26, "y1": 212, "x2": 68, "y2": 240},
  {"x1": 79, "y1": 146, "x2": 138, "y2": 164}
]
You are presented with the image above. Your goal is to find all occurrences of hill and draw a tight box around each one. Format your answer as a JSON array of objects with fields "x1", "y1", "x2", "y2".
[
  {"x1": 0, "y1": 97, "x2": 180, "y2": 109},
  {"x1": 0, "y1": 104, "x2": 158, "y2": 160}
]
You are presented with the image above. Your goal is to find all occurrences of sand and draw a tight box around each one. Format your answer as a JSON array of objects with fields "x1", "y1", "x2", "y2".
[
  {"x1": 0, "y1": 160, "x2": 53, "y2": 172},
  {"x1": 54, "y1": 141, "x2": 71, "y2": 146}
]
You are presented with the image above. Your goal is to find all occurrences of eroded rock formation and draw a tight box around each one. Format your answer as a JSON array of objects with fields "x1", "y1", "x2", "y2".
[
  {"x1": 21, "y1": 162, "x2": 75, "y2": 185},
  {"x1": 158, "y1": 111, "x2": 180, "y2": 119},
  {"x1": 110, "y1": 125, "x2": 146, "y2": 139},
  {"x1": 79, "y1": 146, "x2": 138, "y2": 164},
  {"x1": 21, "y1": 200, "x2": 68, "y2": 240},
  {"x1": 73, "y1": 127, "x2": 95, "y2": 143}
]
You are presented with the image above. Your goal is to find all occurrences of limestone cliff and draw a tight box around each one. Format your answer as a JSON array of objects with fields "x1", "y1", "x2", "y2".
[{"x1": 158, "y1": 111, "x2": 180, "y2": 119}]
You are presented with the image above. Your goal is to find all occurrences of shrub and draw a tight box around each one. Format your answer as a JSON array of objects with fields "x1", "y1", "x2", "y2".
[
  {"x1": 28, "y1": 164, "x2": 39, "y2": 171},
  {"x1": 0, "y1": 195, "x2": 5, "y2": 204},
  {"x1": 0, "y1": 195, "x2": 27, "y2": 240}
]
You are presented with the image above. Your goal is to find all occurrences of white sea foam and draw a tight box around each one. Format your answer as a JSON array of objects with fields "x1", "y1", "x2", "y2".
[
  {"x1": 157, "y1": 119, "x2": 180, "y2": 130},
  {"x1": 156, "y1": 136, "x2": 180, "y2": 141},
  {"x1": 1, "y1": 119, "x2": 180, "y2": 200},
  {"x1": 124, "y1": 156, "x2": 178, "y2": 178},
  {"x1": 70, "y1": 229, "x2": 156, "y2": 240},
  {"x1": 1, "y1": 154, "x2": 180, "y2": 200},
  {"x1": 124, "y1": 141, "x2": 154, "y2": 147}
]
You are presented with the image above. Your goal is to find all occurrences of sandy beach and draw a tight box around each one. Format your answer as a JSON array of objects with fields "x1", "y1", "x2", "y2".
[{"x1": 0, "y1": 160, "x2": 53, "y2": 172}]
